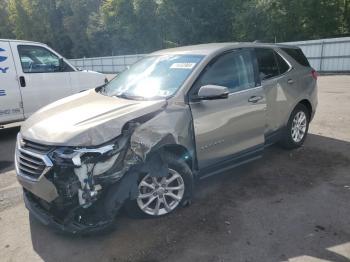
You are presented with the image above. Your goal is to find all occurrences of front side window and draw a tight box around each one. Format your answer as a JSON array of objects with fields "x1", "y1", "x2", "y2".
[
  {"x1": 18, "y1": 45, "x2": 72, "y2": 73},
  {"x1": 100, "y1": 55, "x2": 204, "y2": 100},
  {"x1": 255, "y1": 48, "x2": 279, "y2": 80},
  {"x1": 193, "y1": 50, "x2": 255, "y2": 93}
]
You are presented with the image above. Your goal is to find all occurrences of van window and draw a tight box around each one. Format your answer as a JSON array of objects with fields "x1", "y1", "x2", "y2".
[
  {"x1": 281, "y1": 48, "x2": 310, "y2": 67},
  {"x1": 18, "y1": 45, "x2": 73, "y2": 73},
  {"x1": 194, "y1": 50, "x2": 255, "y2": 93},
  {"x1": 275, "y1": 52, "x2": 290, "y2": 74},
  {"x1": 255, "y1": 48, "x2": 280, "y2": 80}
]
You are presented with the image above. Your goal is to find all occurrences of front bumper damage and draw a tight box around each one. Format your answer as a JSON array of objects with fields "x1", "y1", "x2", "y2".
[
  {"x1": 23, "y1": 189, "x2": 111, "y2": 234},
  {"x1": 16, "y1": 105, "x2": 195, "y2": 234},
  {"x1": 22, "y1": 169, "x2": 141, "y2": 234}
]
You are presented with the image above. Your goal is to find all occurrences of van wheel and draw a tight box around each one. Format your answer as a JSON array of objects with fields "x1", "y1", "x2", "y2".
[
  {"x1": 125, "y1": 152, "x2": 193, "y2": 218},
  {"x1": 280, "y1": 104, "x2": 310, "y2": 149}
]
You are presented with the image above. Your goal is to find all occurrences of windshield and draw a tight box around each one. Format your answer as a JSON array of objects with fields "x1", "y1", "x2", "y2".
[{"x1": 100, "y1": 54, "x2": 204, "y2": 100}]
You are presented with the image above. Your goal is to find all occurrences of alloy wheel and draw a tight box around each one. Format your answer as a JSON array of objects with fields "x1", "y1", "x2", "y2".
[
  {"x1": 291, "y1": 111, "x2": 307, "y2": 143},
  {"x1": 136, "y1": 169, "x2": 185, "y2": 216}
]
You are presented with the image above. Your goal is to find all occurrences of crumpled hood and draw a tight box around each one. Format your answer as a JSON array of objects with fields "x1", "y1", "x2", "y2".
[{"x1": 21, "y1": 89, "x2": 166, "y2": 146}]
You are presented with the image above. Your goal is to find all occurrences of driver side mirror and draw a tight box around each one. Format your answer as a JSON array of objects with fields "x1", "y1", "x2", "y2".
[{"x1": 191, "y1": 85, "x2": 229, "y2": 101}]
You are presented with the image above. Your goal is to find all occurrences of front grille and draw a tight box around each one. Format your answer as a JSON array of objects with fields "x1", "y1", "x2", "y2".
[
  {"x1": 17, "y1": 150, "x2": 47, "y2": 179},
  {"x1": 22, "y1": 139, "x2": 54, "y2": 154},
  {"x1": 16, "y1": 134, "x2": 53, "y2": 180}
]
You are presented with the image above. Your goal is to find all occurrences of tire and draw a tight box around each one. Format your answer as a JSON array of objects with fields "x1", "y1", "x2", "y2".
[
  {"x1": 279, "y1": 103, "x2": 310, "y2": 149},
  {"x1": 125, "y1": 152, "x2": 193, "y2": 218}
]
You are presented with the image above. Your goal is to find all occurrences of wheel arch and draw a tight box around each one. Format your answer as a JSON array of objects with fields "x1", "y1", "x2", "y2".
[
  {"x1": 160, "y1": 144, "x2": 194, "y2": 171},
  {"x1": 279, "y1": 99, "x2": 311, "y2": 149},
  {"x1": 298, "y1": 99, "x2": 313, "y2": 119},
  {"x1": 285, "y1": 98, "x2": 313, "y2": 126}
]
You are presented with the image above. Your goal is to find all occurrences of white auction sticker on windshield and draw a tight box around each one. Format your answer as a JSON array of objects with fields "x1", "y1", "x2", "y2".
[{"x1": 170, "y1": 63, "x2": 196, "y2": 69}]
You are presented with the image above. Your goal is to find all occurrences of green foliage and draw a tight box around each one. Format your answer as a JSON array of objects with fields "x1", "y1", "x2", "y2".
[
  {"x1": 0, "y1": 0, "x2": 349, "y2": 58},
  {"x1": 233, "y1": 0, "x2": 347, "y2": 42},
  {"x1": 134, "y1": 0, "x2": 162, "y2": 52},
  {"x1": 0, "y1": 0, "x2": 14, "y2": 38},
  {"x1": 159, "y1": 0, "x2": 234, "y2": 46},
  {"x1": 8, "y1": 0, "x2": 71, "y2": 55},
  {"x1": 101, "y1": 0, "x2": 138, "y2": 54}
]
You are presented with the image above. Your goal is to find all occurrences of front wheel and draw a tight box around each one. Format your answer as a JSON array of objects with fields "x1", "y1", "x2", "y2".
[
  {"x1": 280, "y1": 104, "x2": 310, "y2": 149},
  {"x1": 125, "y1": 152, "x2": 193, "y2": 218}
]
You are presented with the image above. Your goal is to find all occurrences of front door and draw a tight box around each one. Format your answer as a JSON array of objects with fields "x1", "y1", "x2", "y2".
[
  {"x1": 189, "y1": 49, "x2": 267, "y2": 169},
  {"x1": 10, "y1": 43, "x2": 74, "y2": 117}
]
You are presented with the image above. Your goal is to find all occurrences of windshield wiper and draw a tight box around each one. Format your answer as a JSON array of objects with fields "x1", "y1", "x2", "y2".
[{"x1": 115, "y1": 93, "x2": 146, "y2": 101}]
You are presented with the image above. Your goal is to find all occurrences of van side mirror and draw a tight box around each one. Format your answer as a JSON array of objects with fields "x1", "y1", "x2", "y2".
[{"x1": 191, "y1": 85, "x2": 229, "y2": 101}]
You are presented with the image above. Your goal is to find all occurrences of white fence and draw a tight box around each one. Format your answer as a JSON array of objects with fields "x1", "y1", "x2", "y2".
[
  {"x1": 69, "y1": 54, "x2": 145, "y2": 74},
  {"x1": 284, "y1": 37, "x2": 350, "y2": 72},
  {"x1": 69, "y1": 37, "x2": 350, "y2": 73}
]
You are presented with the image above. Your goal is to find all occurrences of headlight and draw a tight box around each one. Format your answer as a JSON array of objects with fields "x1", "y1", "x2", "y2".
[
  {"x1": 72, "y1": 144, "x2": 116, "y2": 166},
  {"x1": 50, "y1": 133, "x2": 130, "y2": 179},
  {"x1": 51, "y1": 143, "x2": 114, "y2": 166}
]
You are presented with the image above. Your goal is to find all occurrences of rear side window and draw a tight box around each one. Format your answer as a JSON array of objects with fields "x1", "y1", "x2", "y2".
[
  {"x1": 281, "y1": 48, "x2": 310, "y2": 67},
  {"x1": 275, "y1": 52, "x2": 290, "y2": 74},
  {"x1": 255, "y1": 48, "x2": 279, "y2": 80}
]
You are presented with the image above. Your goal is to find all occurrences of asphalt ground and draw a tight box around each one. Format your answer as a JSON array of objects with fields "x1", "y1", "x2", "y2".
[{"x1": 0, "y1": 75, "x2": 349, "y2": 262}]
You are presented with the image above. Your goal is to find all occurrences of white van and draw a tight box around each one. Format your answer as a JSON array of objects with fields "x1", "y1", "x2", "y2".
[{"x1": 0, "y1": 39, "x2": 106, "y2": 126}]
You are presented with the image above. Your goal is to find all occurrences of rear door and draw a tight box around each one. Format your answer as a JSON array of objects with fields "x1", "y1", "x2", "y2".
[
  {"x1": 255, "y1": 48, "x2": 293, "y2": 134},
  {"x1": 0, "y1": 41, "x2": 24, "y2": 124},
  {"x1": 189, "y1": 49, "x2": 266, "y2": 169},
  {"x1": 10, "y1": 42, "x2": 74, "y2": 117}
]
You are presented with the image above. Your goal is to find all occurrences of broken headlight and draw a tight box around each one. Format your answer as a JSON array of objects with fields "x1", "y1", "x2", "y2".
[{"x1": 50, "y1": 134, "x2": 129, "y2": 177}]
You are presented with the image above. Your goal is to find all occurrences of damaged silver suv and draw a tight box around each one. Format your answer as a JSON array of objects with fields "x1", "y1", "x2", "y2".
[{"x1": 15, "y1": 43, "x2": 317, "y2": 233}]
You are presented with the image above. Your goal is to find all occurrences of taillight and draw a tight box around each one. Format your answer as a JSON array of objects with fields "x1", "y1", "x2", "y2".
[{"x1": 311, "y1": 69, "x2": 318, "y2": 80}]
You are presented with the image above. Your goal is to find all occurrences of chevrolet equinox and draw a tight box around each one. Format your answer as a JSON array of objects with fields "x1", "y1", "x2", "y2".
[{"x1": 15, "y1": 43, "x2": 318, "y2": 233}]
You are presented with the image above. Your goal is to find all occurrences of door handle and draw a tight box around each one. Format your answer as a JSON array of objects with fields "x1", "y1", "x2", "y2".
[
  {"x1": 19, "y1": 76, "x2": 26, "y2": 87},
  {"x1": 287, "y1": 79, "x2": 294, "y2": 85},
  {"x1": 248, "y1": 96, "x2": 263, "y2": 103}
]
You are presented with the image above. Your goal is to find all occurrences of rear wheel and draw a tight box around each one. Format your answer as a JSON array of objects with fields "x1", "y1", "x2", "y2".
[
  {"x1": 125, "y1": 152, "x2": 193, "y2": 218},
  {"x1": 280, "y1": 104, "x2": 310, "y2": 149}
]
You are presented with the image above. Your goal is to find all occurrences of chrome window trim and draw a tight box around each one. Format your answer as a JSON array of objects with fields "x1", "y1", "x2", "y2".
[
  {"x1": 227, "y1": 85, "x2": 263, "y2": 97},
  {"x1": 274, "y1": 49, "x2": 293, "y2": 75}
]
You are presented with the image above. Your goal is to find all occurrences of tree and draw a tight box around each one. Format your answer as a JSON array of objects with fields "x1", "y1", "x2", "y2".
[
  {"x1": 100, "y1": 0, "x2": 137, "y2": 55},
  {"x1": 0, "y1": 0, "x2": 14, "y2": 38},
  {"x1": 159, "y1": 0, "x2": 234, "y2": 46},
  {"x1": 58, "y1": 0, "x2": 102, "y2": 58},
  {"x1": 87, "y1": 10, "x2": 111, "y2": 57},
  {"x1": 2, "y1": 0, "x2": 349, "y2": 58},
  {"x1": 307, "y1": 1, "x2": 340, "y2": 38},
  {"x1": 134, "y1": 0, "x2": 162, "y2": 52},
  {"x1": 8, "y1": 0, "x2": 71, "y2": 56},
  {"x1": 233, "y1": 0, "x2": 346, "y2": 43}
]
